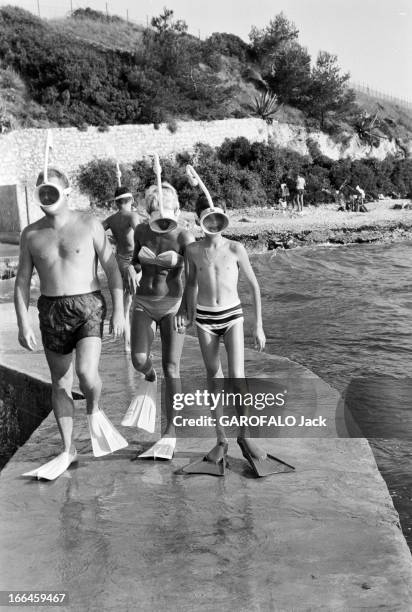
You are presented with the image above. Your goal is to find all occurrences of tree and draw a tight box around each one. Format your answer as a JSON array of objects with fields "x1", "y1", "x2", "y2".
[
  {"x1": 305, "y1": 51, "x2": 356, "y2": 128},
  {"x1": 151, "y1": 8, "x2": 188, "y2": 36},
  {"x1": 266, "y1": 41, "x2": 311, "y2": 107},
  {"x1": 249, "y1": 12, "x2": 299, "y2": 64}
]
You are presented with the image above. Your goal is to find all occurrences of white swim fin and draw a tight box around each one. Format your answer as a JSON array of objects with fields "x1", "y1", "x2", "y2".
[
  {"x1": 121, "y1": 378, "x2": 157, "y2": 433},
  {"x1": 22, "y1": 448, "x2": 78, "y2": 481},
  {"x1": 138, "y1": 436, "x2": 176, "y2": 460},
  {"x1": 87, "y1": 410, "x2": 128, "y2": 457}
]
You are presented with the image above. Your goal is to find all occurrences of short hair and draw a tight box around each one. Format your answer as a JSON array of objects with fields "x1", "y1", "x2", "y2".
[
  {"x1": 114, "y1": 185, "x2": 133, "y2": 200},
  {"x1": 145, "y1": 182, "x2": 179, "y2": 214},
  {"x1": 36, "y1": 167, "x2": 69, "y2": 188},
  {"x1": 195, "y1": 193, "x2": 225, "y2": 218}
]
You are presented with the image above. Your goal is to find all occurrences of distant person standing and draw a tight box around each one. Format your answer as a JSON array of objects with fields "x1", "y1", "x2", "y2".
[
  {"x1": 355, "y1": 185, "x2": 365, "y2": 212},
  {"x1": 280, "y1": 182, "x2": 290, "y2": 206},
  {"x1": 296, "y1": 174, "x2": 306, "y2": 212},
  {"x1": 285, "y1": 175, "x2": 297, "y2": 211},
  {"x1": 103, "y1": 186, "x2": 141, "y2": 350}
]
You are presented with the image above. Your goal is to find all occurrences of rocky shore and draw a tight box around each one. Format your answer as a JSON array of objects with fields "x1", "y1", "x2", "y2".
[
  {"x1": 189, "y1": 199, "x2": 412, "y2": 252},
  {"x1": 225, "y1": 221, "x2": 412, "y2": 251}
]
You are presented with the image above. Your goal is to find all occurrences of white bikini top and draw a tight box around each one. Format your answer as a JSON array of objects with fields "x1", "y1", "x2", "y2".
[{"x1": 138, "y1": 246, "x2": 184, "y2": 269}]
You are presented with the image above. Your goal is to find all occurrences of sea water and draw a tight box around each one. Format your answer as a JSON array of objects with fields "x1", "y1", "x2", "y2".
[
  {"x1": 240, "y1": 242, "x2": 412, "y2": 546},
  {"x1": 2, "y1": 240, "x2": 411, "y2": 547}
]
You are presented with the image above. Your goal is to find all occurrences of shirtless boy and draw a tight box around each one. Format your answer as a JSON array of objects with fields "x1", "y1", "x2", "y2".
[
  {"x1": 183, "y1": 195, "x2": 281, "y2": 477},
  {"x1": 15, "y1": 168, "x2": 128, "y2": 480},
  {"x1": 103, "y1": 185, "x2": 140, "y2": 349}
]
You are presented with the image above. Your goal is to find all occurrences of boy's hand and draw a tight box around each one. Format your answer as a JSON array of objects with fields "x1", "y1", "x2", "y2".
[
  {"x1": 185, "y1": 308, "x2": 196, "y2": 329},
  {"x1": 110, "y1": 309, "x2": 125, "y2": 338},
  {"x1": 253, "y1": 325, "x2": 266, "y2": 352},
  {"x1": 126, "y1": 265, "x2": 139, "y2": 295},
  {"x1": 18, "y1": 325, "x2": 37, "y2": 351},
  {"x1": 174, "y1": 310, "x2": 187, "y2": 334}
]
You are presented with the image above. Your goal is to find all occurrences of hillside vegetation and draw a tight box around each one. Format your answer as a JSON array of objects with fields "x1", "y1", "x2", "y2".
[{"x1": 0, "y1": 4, "x2": 411, "y2": 151}]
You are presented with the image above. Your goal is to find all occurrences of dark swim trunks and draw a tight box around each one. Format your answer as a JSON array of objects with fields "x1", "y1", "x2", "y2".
[{"x1": 38, "y1": 291, "x2": 107, "y2": 354}]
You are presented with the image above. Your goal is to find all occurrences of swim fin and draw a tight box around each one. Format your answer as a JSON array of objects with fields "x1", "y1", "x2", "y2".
[
  {"x1": 22, "y1": 447, "x2": 78, "y2": 481},
  {"x1": 121, "y1": 378, "x2": 157, "y2": 433},
  {"x1": 87, "y1": 410, "x2": 128, "y2": 457},
  {"x1": 181, "y1": 442, "x2": 228, "y2": 477},
  {"x1": 138, "y1": 436, "x2": 176, "y2": 460},
  {"x1": 237, "y1": 437, "x2": 295, "y2": 478}
]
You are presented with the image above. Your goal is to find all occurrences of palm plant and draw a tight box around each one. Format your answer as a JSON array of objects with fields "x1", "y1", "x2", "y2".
[{"x1": 249, "y1": 91, "x2": 281, "y2": 124}]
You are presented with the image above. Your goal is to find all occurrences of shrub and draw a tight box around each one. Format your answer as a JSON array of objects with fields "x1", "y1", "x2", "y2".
[
  {"x1": 76, "y1": 138, "x2": 412, "y2": 211},
  {"x1": 77, "y1": 158, "x2": 139, "y2": 206}
]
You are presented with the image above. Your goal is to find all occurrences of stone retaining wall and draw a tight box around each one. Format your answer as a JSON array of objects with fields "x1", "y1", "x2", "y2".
[{"x1": 0, "y1": 117, "x2": 404, "y2": 230}]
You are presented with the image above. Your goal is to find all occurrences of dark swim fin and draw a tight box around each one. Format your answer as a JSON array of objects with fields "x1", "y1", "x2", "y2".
[
  {"x1": 237, "y1": 438, "x2": 295, "y2": 478},
  {"x1": 181, "y1": 442, "x2": 229, "y2": 477}
]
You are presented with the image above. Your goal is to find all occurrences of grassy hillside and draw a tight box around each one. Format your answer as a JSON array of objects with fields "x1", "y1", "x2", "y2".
[
  {"x1": 48, "y1": 15, "x2": 145, "y2": 53},
  {"x1": 351, "y1": 88, "x2": 412, "y2": 147},
  {"x1": 0, "y1": 5, "x2": 411, "y2": 147}
]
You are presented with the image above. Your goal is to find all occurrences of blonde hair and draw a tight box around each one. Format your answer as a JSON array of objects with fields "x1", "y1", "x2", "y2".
[{"x1": 145, "y1": 182, "x2": 179, "y2": 214}]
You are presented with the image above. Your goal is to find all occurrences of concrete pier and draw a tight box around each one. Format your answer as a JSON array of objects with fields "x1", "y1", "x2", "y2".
[{"x1": 1, "y1": 301, "x2": 412, "y2": 611}]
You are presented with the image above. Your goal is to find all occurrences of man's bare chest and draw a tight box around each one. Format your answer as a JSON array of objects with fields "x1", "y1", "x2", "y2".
[{"x1": 29, "y1": 229, "x2": 93, "y2": 264}]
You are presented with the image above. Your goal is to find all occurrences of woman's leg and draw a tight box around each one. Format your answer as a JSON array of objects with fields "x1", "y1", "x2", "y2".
[
  {"x1": 130, "y1": 308, "x2": 156, "y2": 381},
  {"x1": 158, "y1": 314, "x2": 186, "y2": 436},
  {"x1": 123, "y1": 290, "x2": 133, "y2": 350}
]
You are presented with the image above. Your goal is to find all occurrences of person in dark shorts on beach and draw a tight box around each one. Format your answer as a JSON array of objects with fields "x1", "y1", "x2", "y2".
[
  {"x1": 15, "y1": 166, "x2": 128, "y2": 480},
  {"x1": 286, "y1": 174, "x2": 297, "y2": 211},
  {"x1": 296, "y1": 173, "x2": 306, "y2": 212},
  {"x1": 103, "y1": 185, "x2": 141, "y2": 350}
]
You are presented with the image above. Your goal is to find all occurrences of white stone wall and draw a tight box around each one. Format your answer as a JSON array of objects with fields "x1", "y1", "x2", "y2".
[{"x1": 0, "y1": 117, "x2": 407, "y2": 230}]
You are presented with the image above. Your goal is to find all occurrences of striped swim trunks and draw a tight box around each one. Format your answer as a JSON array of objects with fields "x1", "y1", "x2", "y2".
[{"x1": 195, "y1": 302, "x2": 244, "y2": 337}]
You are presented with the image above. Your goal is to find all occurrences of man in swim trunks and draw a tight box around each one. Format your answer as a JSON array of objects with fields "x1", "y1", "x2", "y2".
[
  {"x1": 184, "y1": 195, "x2": 267, "y2": 473},
  {"x1": 296, "y1": 173, "x2": 306, "y2": 212},
  {"x1": 103, "y1": 185, "x2": 141, "y2": 349},
  {"x1": 15, "y1": 167, "x2": 127, "y2": 478}
]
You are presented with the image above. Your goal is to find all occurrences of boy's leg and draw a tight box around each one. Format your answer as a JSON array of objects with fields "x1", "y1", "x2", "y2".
[
  {"x1": 223, "y1": 322, "x2": 247, "y2": 436},
  {"x1": 75, "y1": 337, "x2": 102, "y2": 415},
  {"x1": 223, "y1": 321, "x2": 245, "y2": 378},
  {"x1": 158, "y1": 314, "x2": 186, "y2": 436},
  {"x1": 223, "y1": 323, "x2": 268, "y2": 461},
  {"x1": 44, "y1": 348, "x2": 75, "y2": 452},
  {"x1": 197, "y1": 327, "x2": 227, "y2": 456},
  {"x1": 197, "y1": 327, "x2": 223, "y2": 378},
  {"x1": 130, "y1": 309, "x2": 156, "y2": 381}
]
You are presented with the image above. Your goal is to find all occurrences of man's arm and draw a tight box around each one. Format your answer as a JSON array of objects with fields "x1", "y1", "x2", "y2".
[
  {"x1": 125, "y1": 224, "x2": 143, "y2": 295},
  {"x1": 14, "y1": 228, "x2": 37, "y2": 351},
  {"x1": 102, "y1": 215, "x2": 112, "y2": 232},
  {"x1": 130, "y1": 212, "x2": 140, "y2": 231},
  {"x1": 235, "y1": 242, "x2": 266, "y2": 351},
  {"x1": 92, "y1": 219, "x2": 124, "y2": 338}
]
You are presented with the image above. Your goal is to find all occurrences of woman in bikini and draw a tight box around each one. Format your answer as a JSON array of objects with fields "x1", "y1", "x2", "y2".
[{"x1": 121, "y1": 182, "x2": 194, "y2": 459}]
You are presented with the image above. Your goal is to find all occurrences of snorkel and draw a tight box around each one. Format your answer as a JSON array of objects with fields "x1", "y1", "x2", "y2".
[
  {"x1": 34, "y1": 130, "x2": 71, "y2": 213},
  {"x1": 186, "y1": 165, "x2": 229, "y2": 234},
  {"x1": 116, "y1": 161, "x2": 122, "y2": 188},
  {"x1": 113, "y1": 162, "x2": 134, "y2": 205},
  {"x1": 148, "y1": 154, "x2": 178, "y2": 234}
]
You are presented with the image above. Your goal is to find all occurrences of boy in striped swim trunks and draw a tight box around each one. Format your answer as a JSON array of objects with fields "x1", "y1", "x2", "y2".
[{"x1": 184, "y1": 195, "x2": 270, "y2": 476}]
